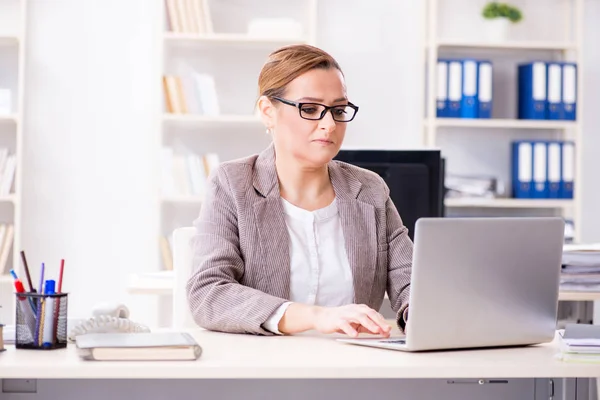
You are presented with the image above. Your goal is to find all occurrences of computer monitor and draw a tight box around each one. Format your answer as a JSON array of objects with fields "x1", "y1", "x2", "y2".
[{"x1": 334, "y1": 150, "x2": 444, "y2": 241}]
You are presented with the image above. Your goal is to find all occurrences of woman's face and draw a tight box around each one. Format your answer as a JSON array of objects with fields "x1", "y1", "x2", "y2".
[{"x1": 263, "y1": 68, "x2": 351, "y2": 168}]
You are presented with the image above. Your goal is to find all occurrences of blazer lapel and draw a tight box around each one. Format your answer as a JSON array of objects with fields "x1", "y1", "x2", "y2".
[
  {"x1": 252, "y1": 144, "x2": 290, "y2": 299},
  {"x1": 329, "y1": 163, "x2": 377, "y2": 305}
]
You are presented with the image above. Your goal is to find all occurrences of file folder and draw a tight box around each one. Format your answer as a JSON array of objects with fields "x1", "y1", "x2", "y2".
[
  {"x1": 546, "y1": 63, "x2": 563, "y2": 120},
  {"x1": 460, "y1": 59, "x2": 478, "y2": 118},
  {"x1": 547, "y1": 141, "x2": 561, "y2": 198},
  {"x1": 477, "y1": 61, "x2": 493, "y2": 119},
  {"x1": 436, "y1": 60, "x2": 449, "y2": 118},
  {"x1": 512, "y1": 141, "x2": 533, "y2": 198},
  {"x1": 561, "y1": 141, "x2": 575, "y2": 199},
  {"x1": 518, "y1": 62, "x2": 547, "y2": 120},
  {"x1": 447, "y1": 60, "x2": 462, "y2": 118},
  {"x1": 532, "y1": 141, "x2": 548, "y2": 198},
  {"x1": 562, "y1": 63, "x2": 577, "y2": 120}
]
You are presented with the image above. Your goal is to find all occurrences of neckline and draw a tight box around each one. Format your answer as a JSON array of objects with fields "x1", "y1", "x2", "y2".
[{"x1": 280, "y1": 197, "x2": 338, "y2": 222}]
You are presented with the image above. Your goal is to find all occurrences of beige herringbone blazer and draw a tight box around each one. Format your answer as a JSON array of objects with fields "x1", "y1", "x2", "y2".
[{"x1": 186, "y1": 144, "x2": 413, "y2": 335}]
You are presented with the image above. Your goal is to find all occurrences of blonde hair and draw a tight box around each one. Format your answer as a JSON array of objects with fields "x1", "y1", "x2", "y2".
[{"x1": 258, "y1": 44, "x2": 343, "y2": 99}]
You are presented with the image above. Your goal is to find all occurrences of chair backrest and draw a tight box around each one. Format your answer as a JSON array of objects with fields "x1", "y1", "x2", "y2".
[{"x1": 172, "y1": 227, "x2": 197, "y2": 329}]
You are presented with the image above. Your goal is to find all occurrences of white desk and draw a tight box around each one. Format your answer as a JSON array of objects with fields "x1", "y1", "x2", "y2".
[{"x1": 0, "y1": 330, "x2": 598, "y2": 380}]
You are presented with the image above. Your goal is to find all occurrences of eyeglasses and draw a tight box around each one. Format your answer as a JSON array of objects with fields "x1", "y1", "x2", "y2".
[{"x1": 271, "y1": 96, "x2": 359, "y2": 122}]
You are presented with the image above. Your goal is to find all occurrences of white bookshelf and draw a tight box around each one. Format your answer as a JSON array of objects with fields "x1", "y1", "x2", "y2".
[
  {"x1": 162, "y1": 113, "x2": 261, "y2": 124},
  {"x1": 445, "y1": 198, "x2": 574, "y2": 209},
  {"x1": 434, "y1": 40, "x2": 578, "y2": 51},
  {"x1": 428, "y1": 118, "x2": 578, "y2": 130},
  {"x1": 164, "y1": 32, "x2": 311, "y2": 45},
  {"x1": 0, "y1": 0, "x2": 27, "y2": 324},
  {"x1": 140, "y1": 1, "x2": 319, "y2": 311},
  {"x1": 423, "y1": 0, "x2": 584, "y2": 243}
]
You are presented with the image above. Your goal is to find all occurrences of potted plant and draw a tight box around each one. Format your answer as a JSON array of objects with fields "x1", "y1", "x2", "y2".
[{"x1": 482, "y1": 2, "x2": 523, "y2": 42}]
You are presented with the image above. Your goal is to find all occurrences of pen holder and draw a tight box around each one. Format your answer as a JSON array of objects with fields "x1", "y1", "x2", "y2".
[{"x1": 15, "y1": 292, "x2": 68, "y2": 350}]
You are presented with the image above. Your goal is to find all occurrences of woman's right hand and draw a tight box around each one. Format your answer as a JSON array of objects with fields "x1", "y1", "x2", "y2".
[{"x1": 312, "y1": 304, "x2": 392, "y2": 338}]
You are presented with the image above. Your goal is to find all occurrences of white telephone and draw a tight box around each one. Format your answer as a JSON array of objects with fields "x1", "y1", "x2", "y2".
[{"x1": 68, "y1": 302, "x2": 150, "y2": 342}]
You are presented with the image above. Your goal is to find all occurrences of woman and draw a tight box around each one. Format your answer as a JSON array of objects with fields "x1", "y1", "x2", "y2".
[{"x1": 186, "y1": 44, "x2": 412, "y2": 338}]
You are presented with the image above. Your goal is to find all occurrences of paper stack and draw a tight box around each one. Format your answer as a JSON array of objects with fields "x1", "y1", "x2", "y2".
[
  {"x1": 560, "y1": 243, "x2": 600, "y2": 292},
  {"x1": 557, "y1": 324, "x2": 600, "y2": 363}
]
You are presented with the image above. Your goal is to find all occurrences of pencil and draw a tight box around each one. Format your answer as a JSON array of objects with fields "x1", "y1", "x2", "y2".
[
  {"x1": 53, "y1": 259, "x2": 65, "y2": 344},
  {"x1": 58, "y1": 259, "x2": 64, "y2": 293},
  {"x1": 20, "y1": 250, "x2": 35, "y2": 293}
]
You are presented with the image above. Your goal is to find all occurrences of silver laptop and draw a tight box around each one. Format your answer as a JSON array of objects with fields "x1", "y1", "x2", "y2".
[{"x1": 338, "y1": 217, "x2": 564, "y2": 352}]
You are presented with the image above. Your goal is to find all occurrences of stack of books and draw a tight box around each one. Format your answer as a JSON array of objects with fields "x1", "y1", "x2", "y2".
[
  {"x1": 557, "y1": 324, "x2": 600, "y2": 363},
  {"x1": 560, "y1": 244, "x2": 600, "y2": 292}
]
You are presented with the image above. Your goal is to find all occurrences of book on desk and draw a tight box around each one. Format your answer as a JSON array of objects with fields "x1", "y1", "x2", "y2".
[{"x1": 75, "y1": 332, "x2": 202, "y2": 361}]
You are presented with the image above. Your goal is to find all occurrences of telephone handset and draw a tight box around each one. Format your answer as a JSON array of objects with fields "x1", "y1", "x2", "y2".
[{"x1": 68, "y1": 302, "x2": 150, "y2": 342}]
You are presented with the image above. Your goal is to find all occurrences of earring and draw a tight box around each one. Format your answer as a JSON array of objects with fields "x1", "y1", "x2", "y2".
[{"x1": 266, "y1": 127, "x2": 272, "y2": 135}]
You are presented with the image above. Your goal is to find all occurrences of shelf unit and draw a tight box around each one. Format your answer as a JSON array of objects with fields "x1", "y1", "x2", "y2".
[
  {"x1": 0, "y1": 0, "x2": 27, "y2": 324},
  {"x1": 423, "y1": 0, "x2": 584, "y2": 243},
  {"x1": 147, "y1": 1, "x2": 319, "y2": 318}
]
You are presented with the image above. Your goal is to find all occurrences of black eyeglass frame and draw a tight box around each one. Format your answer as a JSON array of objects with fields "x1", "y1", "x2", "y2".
[{"x1": 271, "y1": 96, "x2": 359, "y2": 122}]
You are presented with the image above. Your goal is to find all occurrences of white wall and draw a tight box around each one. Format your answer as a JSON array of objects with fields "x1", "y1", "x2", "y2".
[
  {"x1": 12, "y1": 0, "x2": 600, "y2": 329},
  {"x1": 21, "y1": 0, "x2": 161, "y2": 324}
]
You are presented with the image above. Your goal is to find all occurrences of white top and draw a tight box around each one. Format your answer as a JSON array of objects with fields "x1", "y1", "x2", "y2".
[
  {"x1": 263, "y1": 198, "x2": 354, "y2": 334},
  {"x1": 0, "y1": 330, "x2": 595, "y2": 379}
]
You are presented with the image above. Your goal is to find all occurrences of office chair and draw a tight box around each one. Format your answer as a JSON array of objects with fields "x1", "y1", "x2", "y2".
[{"x1": 172, "y1": 227, "x2": 197, "y2": 330}]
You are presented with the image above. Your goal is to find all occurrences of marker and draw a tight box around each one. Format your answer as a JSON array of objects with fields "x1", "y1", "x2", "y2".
[{"x1": 42, "y1": 280, "x2": 56, "y2": 348}]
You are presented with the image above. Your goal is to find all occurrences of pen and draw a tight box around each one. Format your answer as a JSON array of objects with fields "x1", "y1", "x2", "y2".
[
  {"x1": 20, "y1": 250, "x2": 35, "y2": 293},
  {"x1": 42, "y1": 280, "x2": 56, "y2": 348},
  {"x1": 11, "y1": 269, "x2": 35, "y2": 311},
  {"x1": 58, "y1": 259, "x2": 64, "y2": 292},
  {"x1": 52, "y1": 259, "x2": 65, "y2": 345},
  {"x1": 11, "y1": 269, "x2": 36, "y2": 343}
]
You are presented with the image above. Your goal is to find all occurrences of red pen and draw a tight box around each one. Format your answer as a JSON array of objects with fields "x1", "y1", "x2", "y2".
[{"x1": 10, "y1": 269, "x2": 25, "y2": 295}]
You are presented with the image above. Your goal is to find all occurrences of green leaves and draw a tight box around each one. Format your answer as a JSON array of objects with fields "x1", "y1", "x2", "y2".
[{"x1": 482, "y1": 2, "x2": 523, "y2": 23}]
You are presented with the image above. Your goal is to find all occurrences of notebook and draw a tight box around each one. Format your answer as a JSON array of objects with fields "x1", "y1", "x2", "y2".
[{"x1": 75, "y1": 332, "x2": 202, "y2": 361}]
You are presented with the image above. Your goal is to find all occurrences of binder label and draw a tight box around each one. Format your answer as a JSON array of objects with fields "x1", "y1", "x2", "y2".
[
  {"x1": 518, "y1": 143, "x2": 533, "y2": 182},
  {"x1": 533, "y1": 142, "x2": 547, "y2": 191},
  {"x1": 563, "y1": 64, "x2": 576, "y2": 104},
  {"x1": 478, "y1": 63, "x2": 492, "y2": 102},
  {"x1": 533, "y1": 62, "x2": 547, "y2": 101},
  {"x1": 548, "y1": 142, "x2": 561, "y2": 183},
  {"x1": 548, "y1": 64, "x2": 561, "y2": 104},
  {"x1": 436, "y1": 61, "x2": 448, "y2": 101},
  {"x1": 448, "y1": 61, "x2": 462, "y2": 102},
  {"x1": 463, "y1": 60, "x2": 477, "y2": 96}
]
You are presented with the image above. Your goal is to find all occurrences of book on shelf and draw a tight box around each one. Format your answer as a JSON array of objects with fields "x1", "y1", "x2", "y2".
[
  {"x1": 0, "y1": 148, "x2": 16, "y2": 196},
  {"x1": 163, "y1": 73, "x2": 220, "y2": 116},
  {"x1": 0, "y1": 223, "x2": 14, "y2": 275},
  {"x1": 160, "y1": 235, "x2": 173, "y2": 271},
  {"x1": 161, "y1": 147, "x2": 219, "y2": 198},
  {"x1": 165, "y1": 0, "x2": 213, "y2": 34}
]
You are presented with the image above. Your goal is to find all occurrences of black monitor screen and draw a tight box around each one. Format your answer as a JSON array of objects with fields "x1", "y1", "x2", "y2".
[{"x1": 334, "y1": 150, "x2": 444, "y2": 241}]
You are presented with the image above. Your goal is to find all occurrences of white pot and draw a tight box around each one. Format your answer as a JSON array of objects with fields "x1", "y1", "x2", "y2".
[{"x1": 484, "y1": 18, "x2": 510, "y2": 42}]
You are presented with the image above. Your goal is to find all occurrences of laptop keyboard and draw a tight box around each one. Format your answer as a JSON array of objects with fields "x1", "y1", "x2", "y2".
[{"x1": 380, "y1": 339, "x2": 406, "y2": 344}]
